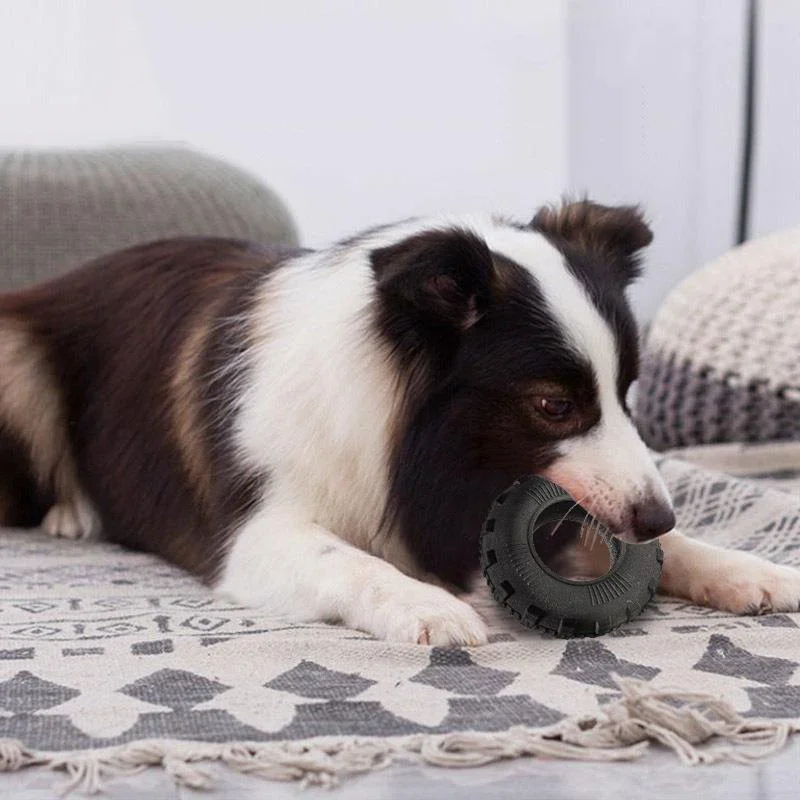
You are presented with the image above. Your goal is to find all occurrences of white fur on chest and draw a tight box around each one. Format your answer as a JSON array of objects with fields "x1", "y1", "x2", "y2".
[{"x1": 233, "y1": 251, "x2": 402, "y2": 554}]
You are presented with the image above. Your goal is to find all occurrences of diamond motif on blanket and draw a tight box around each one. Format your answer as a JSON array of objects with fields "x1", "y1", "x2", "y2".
[
  {"x1": 91, "y1": 598, "x2": 136, "y2": 610},
  {"x1": 0, "y1": 671, "x2": 79, "y2": 713},
  {"x1": 11, "y1": 601, "x2": 57, "y2": 614},
  {"x1": 120, "y1": 669, "x2": 230, "y2": 711},
  {"x1": 265, "y1": 660, "x2": 376, "y2": 700},
  {"x1": 170, "y1": 598, "x2": 216, "y2": 609},
  {"x1": 95, "y1": 622, "x2": 146, "y2": 636},
  {"x1": 693, "y1": 634, "x2": 798, "y2": 684},
  {"x1": 11, "y1": 625, "x2": 61, "y2": 638},
  {"x1": 410, "y1": 647, "x2": 518, "y2": 695},
  {"x1": 179, "y1": 616, "x2": 229, "y2": 632}
]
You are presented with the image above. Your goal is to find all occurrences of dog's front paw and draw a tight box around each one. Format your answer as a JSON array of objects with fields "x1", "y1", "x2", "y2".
[
  {"x1": 686, "y1": 551, "x2": 800, "y2": 615},
  {"x1": 374, "y1": 585, "x2": 489, "y2": 646}
]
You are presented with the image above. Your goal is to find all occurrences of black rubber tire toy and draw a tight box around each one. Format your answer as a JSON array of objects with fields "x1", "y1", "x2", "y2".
[{"x1": 480, "y1": 476, "x2": 663, "y2": 638}]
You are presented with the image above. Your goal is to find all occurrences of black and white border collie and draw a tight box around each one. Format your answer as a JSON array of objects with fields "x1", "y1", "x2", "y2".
[{"x1": 1, "y1": 200, "x2": 798, "y2": 645}]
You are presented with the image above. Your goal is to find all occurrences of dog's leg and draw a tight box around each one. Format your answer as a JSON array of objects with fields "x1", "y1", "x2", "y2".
[
  {"x1": 659, "y1": 530, "x2": 800, "y2": 614},
  {"x1": 216, "y1": 503, "x2": 488, "y2": 645}
]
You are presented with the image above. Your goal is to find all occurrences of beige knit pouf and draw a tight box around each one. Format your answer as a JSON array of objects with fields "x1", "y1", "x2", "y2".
[
  {"x1": 636, "y1": 226, "x2": 800, "y2": 473},
  {"x1": 0, "y1": 146, "x2": 299, "y2": 290}
]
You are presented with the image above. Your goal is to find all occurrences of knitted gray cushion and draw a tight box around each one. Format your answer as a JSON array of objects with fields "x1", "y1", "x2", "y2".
[
  {"x1": 0, "y1": 146, "x2": 299, "y2": 290},
  {"x1": 636, "y1": 227, "x2": 800, "y2": 451}
]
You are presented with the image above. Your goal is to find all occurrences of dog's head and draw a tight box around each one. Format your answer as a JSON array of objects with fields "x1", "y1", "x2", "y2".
[{"x1": 372, "y1": 200, "x2": 674, "y2": 544}]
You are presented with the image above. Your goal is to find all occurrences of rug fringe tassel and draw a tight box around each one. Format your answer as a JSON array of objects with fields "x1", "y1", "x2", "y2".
[{"x1": 0, "y1": 679, "x2": 796, "y2": 795}]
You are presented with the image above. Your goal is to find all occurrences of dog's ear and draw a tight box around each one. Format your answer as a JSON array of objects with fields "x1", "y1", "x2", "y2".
[
  {"x1": 531, "y1": 200, "x2": 653, "y2": 285},
  {"x1": 371, "y1": 229, "x2": 493, "y2": 331}
]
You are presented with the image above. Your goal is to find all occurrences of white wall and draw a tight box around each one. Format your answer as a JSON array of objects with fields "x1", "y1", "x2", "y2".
[
  {"x1": 4, "y1": 1, "x2": 799, "y2": 319},
  {"x1": 0, "y1": 0, "x2": 568, "y2": 247},
  {"x1": 750, "y1": 0, "x2": 800, "y2": 239},
  {"x1": 567, "y1": 0, "x2": 748, "y2": 321}
]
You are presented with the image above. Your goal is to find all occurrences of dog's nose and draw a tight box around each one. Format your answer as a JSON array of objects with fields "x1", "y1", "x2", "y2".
[{"x1": 632, "y1": 500, "x2": 676, "y2": 541}]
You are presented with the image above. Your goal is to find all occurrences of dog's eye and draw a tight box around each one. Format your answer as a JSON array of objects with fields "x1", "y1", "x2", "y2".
[{"x1": 537, "y1": 397, "x2": 574, "y2": 420}]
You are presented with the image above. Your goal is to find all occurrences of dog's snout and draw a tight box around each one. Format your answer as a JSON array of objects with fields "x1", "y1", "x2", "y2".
[{"x1": 632, "y1": 499, "x2": 676, "y2": 541}]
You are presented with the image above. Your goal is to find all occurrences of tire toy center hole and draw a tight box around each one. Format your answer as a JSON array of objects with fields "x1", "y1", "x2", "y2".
[{"x1": 529, "y1": 507, "x2": 617, "y2": 583}]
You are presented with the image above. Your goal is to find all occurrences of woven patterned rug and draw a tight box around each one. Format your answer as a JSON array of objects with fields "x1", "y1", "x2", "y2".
[{"x1": 1, "y1": 456, "x2": 799, "y2": 793}]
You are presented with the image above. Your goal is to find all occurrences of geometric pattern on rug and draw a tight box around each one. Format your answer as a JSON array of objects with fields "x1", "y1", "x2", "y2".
[
  {"x1": 551, "y1": 640, "x2": 662, "y2": 689},
  {"x1": 1, "y1": 455, "x2": 800, "y2": 752}
]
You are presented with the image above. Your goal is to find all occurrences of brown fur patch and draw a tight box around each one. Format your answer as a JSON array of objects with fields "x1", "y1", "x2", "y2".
[
  {"x1": 170, "y1": 295, "x2": 230, "y2": 508},
  {"x1": 0, "y1": 317, "x2": 81, "y2": 503},
  {"x1": 0, "y1": 238, "x2": 293, "y2": 580},
  {"x1": 532, "y1": 199, "x2": 653, "y2": 258}
]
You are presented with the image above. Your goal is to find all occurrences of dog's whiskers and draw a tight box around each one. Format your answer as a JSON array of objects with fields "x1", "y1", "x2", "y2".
[
  {"x1": 549, "y1": 493, "x2": 590, "y2": 541},
  {"x1": 579, "y1": 511, "x2": 604, "y2": 552}
]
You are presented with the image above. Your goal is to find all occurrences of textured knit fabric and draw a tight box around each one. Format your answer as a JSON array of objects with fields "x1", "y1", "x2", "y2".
[
  {"x1": 636, "y1": 226, "x2": 800, "y2": 451},
  {"x1": 0, "y1": 146, "x2": 299, "y2": 291}
]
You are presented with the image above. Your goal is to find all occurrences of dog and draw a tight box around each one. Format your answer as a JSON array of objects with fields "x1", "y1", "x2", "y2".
[{"x1": 0, "y1": 200, "x2": 798, "y2": 646}]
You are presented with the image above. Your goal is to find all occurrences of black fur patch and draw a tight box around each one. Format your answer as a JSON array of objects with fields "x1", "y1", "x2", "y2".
[
  {"x1": 374, "y1": 229, "x2": 604, "y2": 588},
  {"x1": 0, "y1": 424, "x2": 50, "y2": 527}
]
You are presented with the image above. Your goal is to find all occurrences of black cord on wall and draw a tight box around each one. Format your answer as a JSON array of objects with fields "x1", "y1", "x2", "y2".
[{"x1": 736, "y1": 0, "x2": 758, "y2": 245}]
